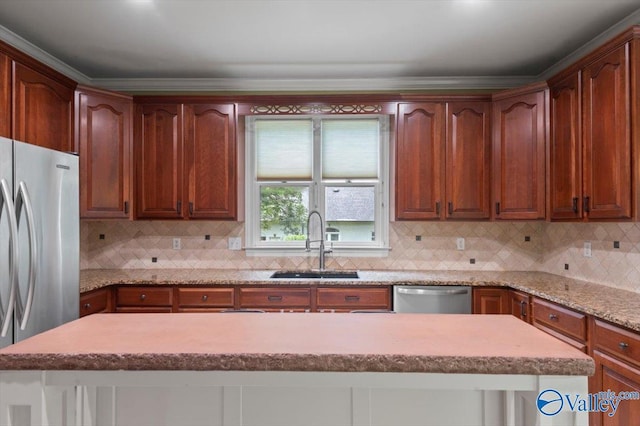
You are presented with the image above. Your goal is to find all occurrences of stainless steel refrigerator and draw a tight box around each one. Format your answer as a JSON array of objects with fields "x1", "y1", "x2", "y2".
[{"x1": 0, "y1": 136, "x2": 78, "y2": 349}]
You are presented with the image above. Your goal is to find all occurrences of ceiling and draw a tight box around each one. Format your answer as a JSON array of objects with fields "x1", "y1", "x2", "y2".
[{"x1": 0, "y1": 0, "x2": 640, "y2": 91}]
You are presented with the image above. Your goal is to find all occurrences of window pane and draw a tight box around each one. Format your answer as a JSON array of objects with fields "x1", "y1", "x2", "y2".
[
  {"x1": 256, "y1": 120, "x2": 313, "y2": 180},
  {"x1": 322, "y1": 119, "x2": 379, "y2": 179},
  {"x1": 260, "y1": 186, "x2": 309, "y2": 241},
  {"x1": 325, "y1": 186, "x2": 375, "y2": 242}
]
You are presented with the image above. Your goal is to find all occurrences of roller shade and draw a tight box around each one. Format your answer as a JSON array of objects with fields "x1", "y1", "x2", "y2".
[
  {"x1": 322, "y1": 119, "x2": 379, "y2": 179},
  {"x1": 256, "y1": 119, "x2": 313, "y2": 180}
]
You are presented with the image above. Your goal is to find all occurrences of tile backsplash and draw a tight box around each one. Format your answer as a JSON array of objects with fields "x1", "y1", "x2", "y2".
[{"x1": 81, "y1": 220, "x2": 640, "y2": 293}]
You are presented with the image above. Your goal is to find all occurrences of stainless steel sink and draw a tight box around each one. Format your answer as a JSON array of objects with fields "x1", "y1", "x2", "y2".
[{"x1": 270, "y1": 270, "x2": 359, "y2": 279}]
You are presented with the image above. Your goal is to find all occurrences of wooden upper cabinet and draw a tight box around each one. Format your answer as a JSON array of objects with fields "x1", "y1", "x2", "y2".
[
  {"x1": 0, "y1": 53, "x2": 9, "y2": 138},
  {"x1": 549, "y1": 72, "x2": 582, "y2": 220},
  {"x1": 492, "y1": 84, "x2": 547, "y2": 220},
  {"x1": 135, "y1": 104, "x2": 184, "y2": 219},
  {"x1": 77, "y1": 86, "x2": 132, "y2": 219},
  {"x1": 183, "y1": 104, "x2": 237, "y2": 219},
  {"x1": 445, "y1": 102, "x2": 491, "y2": 219},
  {"x1": 582, "y1": 44, "x2": 632, "y2": 220},
  {"x1": 12, "y1": 61, "x2": 74, "y2": 152},
  {"x1": 395, "y1": 102, "x2": 445, "y2": 220}
]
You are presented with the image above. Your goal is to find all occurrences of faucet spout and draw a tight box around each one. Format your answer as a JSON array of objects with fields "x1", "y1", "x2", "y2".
[{"x1": 305, "y1": 210, "x2": 331, "y2": 270}]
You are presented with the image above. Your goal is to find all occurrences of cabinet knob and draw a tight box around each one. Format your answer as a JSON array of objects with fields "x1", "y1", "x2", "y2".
[
  {"x1": 83, "y1": 303, "x2": 91, "y2": 310},
  {"x1": 202, "y1": 295, "x2": 208, "y2": 301},
  {"x1": 619, "y1": 342, "x2": 629, "y2": 350},
  {"x1": 548, "y1": 313, "x2": 558, "y2": 321},
  {"x1": 140, "y1": 294, "x2": 147, "y2": 301}
]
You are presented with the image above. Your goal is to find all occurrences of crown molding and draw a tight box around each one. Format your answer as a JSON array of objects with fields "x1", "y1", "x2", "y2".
[
  {"x1": 0, "y1": 25, "x2": 91, "y2": 84},
  {"x1": 539, "y1": 9, "x2": 640, "y2": 80},
  {"x1": 91, "y1": 75, "x2": 535, "y2": 93}
]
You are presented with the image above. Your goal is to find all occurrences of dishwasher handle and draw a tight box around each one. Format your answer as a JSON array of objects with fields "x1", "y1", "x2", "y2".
[{"x1": 396, "y1": 287, "x2": 469, "y2": 296}]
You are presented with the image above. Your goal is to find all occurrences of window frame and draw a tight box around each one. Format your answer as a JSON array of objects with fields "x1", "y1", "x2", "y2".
[{"x1": 245, "y1": 114, "x2": 390, "y2": 256}]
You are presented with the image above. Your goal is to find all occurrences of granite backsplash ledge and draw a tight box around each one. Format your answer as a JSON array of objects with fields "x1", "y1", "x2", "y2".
[{"x1": 81, "y1": 220, "x2": 640, "y2": 293}]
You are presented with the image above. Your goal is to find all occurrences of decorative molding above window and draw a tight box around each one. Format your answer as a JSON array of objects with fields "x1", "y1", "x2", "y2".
[{"x1": 249, "y1": 104, "x2": 383, "y2": 115}]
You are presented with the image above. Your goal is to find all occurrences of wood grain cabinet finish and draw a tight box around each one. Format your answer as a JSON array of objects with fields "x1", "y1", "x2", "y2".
[
  {"x1": 492, "y1": 84, "x2": 547, "y2": 220},
  {"x1": 316, "y1": 287, "x2": 390, "y2": 312},
  {"x1": 183, "y1": 104, "x2": 237, "y2": 219},
  {"x1": 549, "y1": 72, "x2": 583, "y2": 220},
  {"x1": 177, "y1": 288, "x2": 235, "y2": 312},
  {"x1": 509, "y1": 290, "x2": 530, "y2": 323},
  {"x1": 445, "y1": 102, "x2": 491, "y2": 220},
  {"x1": 582, "y1": 44, "x2": 632, "y2": 220},
  {"x1": 532, "y1": 298, "x2": 587, "y2": 352},
  {"x1": 0, "y1": 53, "x2": 9, "y2": 138},
  {"x1": 472, "y1": 287, "x2": 509, "y2": 314},
  {"x1": 12, "y1": 61, "x2": 75, "y2": 152},
  {"x1": 395, "y1": 102, "x2": 445, "y2": 220},
  {"x1": 79, "y1": 287, "x2": 111, "y2": 317},
  {"x1": 77, "y1": 86, "x2": 132, "y2": 219},
  {"x1": 591, "y1": 319, "x2": 640, "y2": 426},
  {"x1": 239, "y1": 288, "x2": 311, "y2": 311},
  {"x1": 115, "y1": 287, "x2": 173, "y2": 313},
  {"x1": 134, "y1": 104, "x2": 184, "y2": 219}
]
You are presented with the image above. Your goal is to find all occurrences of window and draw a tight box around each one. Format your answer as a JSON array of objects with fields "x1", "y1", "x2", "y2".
[{"x1": 245, "y1": 115, "x2": 389, "y2": 255}]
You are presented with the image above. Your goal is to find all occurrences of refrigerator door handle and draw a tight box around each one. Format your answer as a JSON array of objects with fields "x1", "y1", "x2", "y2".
[
  {"x1": 14, "y1": 181, "x2": 37, "y2": 330},
  {"x1": 0, "y1": 179, "x2": 19, "y2": 337}
]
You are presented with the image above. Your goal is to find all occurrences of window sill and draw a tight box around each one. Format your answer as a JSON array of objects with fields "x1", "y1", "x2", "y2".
[{"x1": 245, "y1": 246, "x2": 391, "y2": 258}]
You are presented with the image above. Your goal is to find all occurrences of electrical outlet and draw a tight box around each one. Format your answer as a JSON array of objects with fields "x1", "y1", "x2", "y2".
[
  {"x1": 228, "y1": 237, "x2": 242, "y2": 251},
  {"x1": 583, "y1": 241, "x2": 592, "y2": 257},
  {"x1": 456, "y1": 237, "x2": 465, "y2": 251},
  {"x1": 172, "y1": 238, "x2": 181, "y2": 250}
]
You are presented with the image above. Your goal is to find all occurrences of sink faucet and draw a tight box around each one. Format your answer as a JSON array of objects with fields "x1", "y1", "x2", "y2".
[{"x1": 305, "y1": 210, "x2": 332, "y2": 270}]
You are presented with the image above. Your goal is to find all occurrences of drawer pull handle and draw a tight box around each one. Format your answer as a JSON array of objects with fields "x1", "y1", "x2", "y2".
[
  {"x1": 345, "y1": 295, "x2": 360, "y2": 302},
  {"x1": 548, "y1": 314, "x2": 558, "y2": 321},
  {"x1": 268, "y1": 295, "x2": 283, "y2": 302},
  {"x1": 140, "y1": 294, "x2": 146, "y2": 301},
  {"x1": 202, "y1": 295, "x2": 208, "y2": 301},
  {"x1": 83, "y1": 303, "x2": 91, "y2": 310},
  {"x1": 619, "y1": 342, "x2": 629, "y2": 350}
]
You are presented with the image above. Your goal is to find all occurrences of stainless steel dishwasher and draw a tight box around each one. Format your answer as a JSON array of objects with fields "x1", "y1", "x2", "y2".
[{"x1": 393, "y1": 285, "x2": 471, "y2": 313}]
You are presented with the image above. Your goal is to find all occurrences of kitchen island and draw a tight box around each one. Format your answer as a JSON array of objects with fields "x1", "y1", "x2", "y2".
[{"x1": 0, "y1": 313, "x2": 593, "y2": 426}]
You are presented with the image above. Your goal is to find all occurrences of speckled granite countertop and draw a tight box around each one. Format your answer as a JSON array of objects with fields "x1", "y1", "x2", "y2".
[
  {"x1": 0, "y1": 313, "x2": 594, "y2": 375},
  {"x1": 81, "y1": 269, "x2": 640, "y2": 333}
]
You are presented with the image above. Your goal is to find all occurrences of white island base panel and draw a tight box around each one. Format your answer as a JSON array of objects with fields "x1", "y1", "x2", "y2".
[{"x1": 0, "y1": 370, "x2": 587, "y2": 426}]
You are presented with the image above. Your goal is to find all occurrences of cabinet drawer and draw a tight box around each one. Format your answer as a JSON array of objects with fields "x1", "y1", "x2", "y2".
[
  {"x1": 80, "y1": 288, "x2": 109, "y2": 317},
  {"x1": 317, "y1": 287, "x2": 390, "y2": 309},
  {"x1": 593, "y1": 319, "x2": 640, "y2": 368},
  {"x1": 178, "y1": 288, "x2": 234, "y2": 308},
  {"x1": 239, "y1": 288, "x2": 310, "y2": 308},
  {"x1": 116, "y1": 287, "x2": 173, "y2": 307},
  {"x1": 532, "y1": 298, "x2": 587, "y2": 342}
]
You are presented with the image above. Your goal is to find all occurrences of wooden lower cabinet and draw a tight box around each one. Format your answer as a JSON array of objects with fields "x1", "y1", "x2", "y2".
[
  {"x1": 239, "y1": 287, "x2": 311, "y2": 312},
  {"x1": 316, "y1": 287, "x2": 391, "y2": 312},
  {"x1": 115, "y1": 287, "x2": 173, "y2": 313},
  {"x1": 472, "y1": 287, "x2": 509, "y2": 314},
  {"x1": 533, "y1": 298, "x2": 587, "y2": 352},
  {"x1": 509, "y1": 290, "x2": 531, "y2": 323},
  {"x1": 591, "y1": 319, "x2": 640, "y2": 425},
  {"x1": 79, "y1": 287, "x2": 112, "y2": 317},
  {"x1": 177, "y1": 288, "x2": 234, "y2": 312}
]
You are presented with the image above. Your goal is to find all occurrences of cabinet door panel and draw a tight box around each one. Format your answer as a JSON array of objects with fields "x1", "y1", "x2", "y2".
[
  {"x1": 396, "y1": 102, "x2": 444, "y2": 220},
  {"x1": 593, "y1": 351, "x2": 640, "y2": 426},
  {"x1": 78, "y1": 88, "x2": 132, "y2": 218},
  {"x1": 184, "y1": 104, "x2": 236, "y2": 219},
  {"x1": 13, "y1": 62, "x2": 74, "y2": 152},
  {"x1": 446, "y1": 102, "x2": 490, "y2": 219},
  {"x1": 582, "y1": 44, "x2": 631, "y2": 219},
  {"x1": 135, "y1": 104, "x2": 183, "y2": 218},
  {"x1": 0, "y1": 53, "x2": 9, "y2": 138},
  {"x1": 492, "y1": 90, "x2": 546, "y2": 220},
  {"x1": 472, "y1": 288, "x2": 509, "y2": 314},
  {"x1": 550, "y1": 73, "x2": 582, "y2": 220}
]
